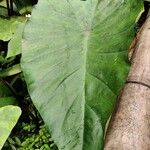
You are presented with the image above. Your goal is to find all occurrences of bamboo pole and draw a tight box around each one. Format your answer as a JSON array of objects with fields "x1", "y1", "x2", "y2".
[{"x1": 104, "y1": 10, "x2": 150, "y2": 150}]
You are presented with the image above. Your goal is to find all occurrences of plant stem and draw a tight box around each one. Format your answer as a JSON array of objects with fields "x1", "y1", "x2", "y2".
[
  {"x1": 6, "y1": 0, "x2": 11, "y2": 16},
  {"x1": 6, "y1": 0, "x2": 13, "y2": 16}
]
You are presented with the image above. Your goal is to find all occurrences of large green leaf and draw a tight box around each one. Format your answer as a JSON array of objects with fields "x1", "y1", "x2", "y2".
[
  {"x1": 0, "y1": 17, "x2": 26, "y2": 41},
  {"x1": 0, "y1": 105, "x2": 21, "y2": 149},
  {"x1": 0, "y1": 97, "x2": 18, "y2": 107},
  {"x1": 0, "y1": 17, "x2": 18, "y2": 41},
  {"x1": 21, "y1": 0, "x2": 143, "y2": 149},
  {"x1": 0, "y1": 64, "x2": 21, "y2": 77},
  {"x1": 0, "y1": 82, "x2": 20, "y2": 149},
  {"x1": 7, "y1": 21, "x2": 27, "y2": 58}
]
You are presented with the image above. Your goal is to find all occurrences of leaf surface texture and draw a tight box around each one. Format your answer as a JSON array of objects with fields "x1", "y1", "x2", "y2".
[{"x1": 21, "y1": 0, "x2": 143, "y2": 149}]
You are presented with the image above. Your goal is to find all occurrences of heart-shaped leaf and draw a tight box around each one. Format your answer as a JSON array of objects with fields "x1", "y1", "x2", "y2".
[
  {"x1": 7, "y1": 21, "x2": 26, "y2": 58},
  {"x1": 0, "y1": 17, "x2": 26, "y2": 41},
  {"x1": 0, "y1": 105, "x2": 21, "y2": 149},
  {"x1": 21, "y1": 0, "x2": 143, "y2": 149}
]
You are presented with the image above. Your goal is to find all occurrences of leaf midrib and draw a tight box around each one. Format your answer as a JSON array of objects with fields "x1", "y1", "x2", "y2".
[{"x1": 82, "y1": 1, "x2": 100, "y2": 149}]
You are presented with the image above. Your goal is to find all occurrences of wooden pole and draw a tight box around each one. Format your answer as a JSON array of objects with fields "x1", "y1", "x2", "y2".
[{"x1": 104, "y1": 10, "x2": 150, "y2": 150}]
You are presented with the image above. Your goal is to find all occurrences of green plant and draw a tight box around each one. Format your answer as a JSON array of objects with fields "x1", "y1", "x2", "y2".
[
  {"x1": 0, "y1": 0, "x2": 145, "y2": 149},
  {"x1": 3, "y1": 110, "x2": 57, "y2": 150},
  {"x1": 21, "y1": 0, "x2": 143, "y2": 149},
  {"x1": 0, "y1": 106, "x2": 21, "y2": 149}
]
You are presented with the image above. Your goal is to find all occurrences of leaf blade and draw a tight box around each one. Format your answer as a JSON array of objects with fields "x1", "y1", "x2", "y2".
[
  {"x1": 21, "y1": 0, "x2": 143, "y2": 149},
  {"x1": 0, "y1": 106, "x2": 21, "y2": 149}
]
